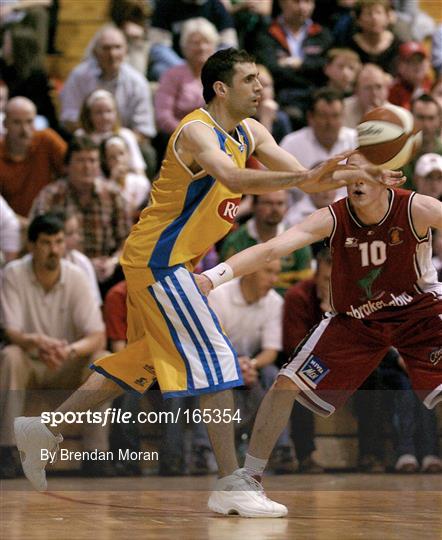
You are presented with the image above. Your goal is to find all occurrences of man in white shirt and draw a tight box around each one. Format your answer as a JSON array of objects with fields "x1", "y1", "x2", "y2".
[
  {"x1": 0, "y1": 214, "x2": 108, "y2": 479},
  {"x1": 205, "y1": 259, "x2": 296, "y2": 473},
  {"x1": 280, "y1": 88, "x2": 357, "y2": 206}
]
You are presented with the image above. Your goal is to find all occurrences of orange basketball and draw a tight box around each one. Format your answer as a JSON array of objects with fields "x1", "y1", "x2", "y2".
[{"x1": 356, "y1": 104, "x2": 422, "y2": 170}]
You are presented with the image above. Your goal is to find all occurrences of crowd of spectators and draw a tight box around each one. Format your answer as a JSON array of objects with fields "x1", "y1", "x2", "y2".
[{"x1": 1, "y1": 0, "x2": 441, "y2": 479}]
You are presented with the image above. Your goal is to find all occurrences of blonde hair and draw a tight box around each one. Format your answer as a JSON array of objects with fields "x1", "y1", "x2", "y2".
[{"x1": 79, "y1": 89, "x2": 121, "y2": 133}]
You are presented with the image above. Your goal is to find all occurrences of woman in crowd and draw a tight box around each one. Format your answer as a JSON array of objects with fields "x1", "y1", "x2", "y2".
[
  {"x1": 76, "y1": 89, "x2": 146, "y2": 174},
  {"x1": 154, "y1": 17, "x2": 219, "y2": 136}
]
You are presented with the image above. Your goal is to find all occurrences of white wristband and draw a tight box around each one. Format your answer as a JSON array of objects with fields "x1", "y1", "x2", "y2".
[{"x1": 202, "y1": 263, "x2": 234, "y2": 289}]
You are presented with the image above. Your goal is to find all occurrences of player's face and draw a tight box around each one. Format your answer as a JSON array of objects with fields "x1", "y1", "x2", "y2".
[
  {"x1": 30, "y1": 232, "x2": 65, "y2": 272},
  {"x1": 226, "y1": 63, "x2": 263, "y2": 118},
  {"x1": 346, "y1": 153, "x2": 386, "y2": 209}
]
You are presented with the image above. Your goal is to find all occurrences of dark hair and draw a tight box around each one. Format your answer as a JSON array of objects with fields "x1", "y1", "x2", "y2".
[
  {"x1": 354, "y1": 0, "x2": 390, "y2": 19},
  {"x1": 201, "y1": 48, "x2": 255, "y2": 104},
  {"x1": 5, "y1": 25, "x2": 43, "y2": 80},
  {"x1": 411, "y1": 93, "x2": 441, "y2": 112},
  {"x1": 109, "y1": 0, "x2": 150, "y2": 27},
  {"x1": 65, "y1": 135, "x2": 99, "y2": 165},
  {"x1": 308, "y1": 87, "x2": 344, "y2": 113},
  {"x1": 28, "y1": 213, "x2": 65, "y2": 242}
]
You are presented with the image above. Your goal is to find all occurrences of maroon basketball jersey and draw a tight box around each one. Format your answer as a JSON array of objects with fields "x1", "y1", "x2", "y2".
[{"x1": 329, "y1": 188, "x2": 442, "y2": 320}]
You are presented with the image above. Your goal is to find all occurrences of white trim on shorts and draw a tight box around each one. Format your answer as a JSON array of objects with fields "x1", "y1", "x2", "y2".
[
  {"x1": 151, "y1": 267, "x2": 240, "y2": 392},
  {"x1": 423, "y1": 383, "x2": 442, "y2": 409},
  {"x1": 279, "y1": 315, "x2": 336, "y2": 417}
]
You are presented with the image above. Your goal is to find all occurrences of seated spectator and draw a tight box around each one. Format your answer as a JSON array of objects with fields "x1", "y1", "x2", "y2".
[
  {"x1": 389, "y1": 42, "x2": 432, "y2": 110},
  {"x1": 206, "y1": 259, "x2": 296, "y2": 474},
  {"x1": 345, "y1": 0, "x2": 402, "y2": 75},
  {"x1": 280, "y1": 88, "x2": 357, "y2": 205},
  {"x1": 220, "y1": 191, "x2": 313, "y2": 295},
  {"x1": 0, "y1": 194, "x2": 21, "y2": 264},
  {"x1": 0, "y1": 25, "x2": 60, "y2": 132},
  {"x1": 402, "y1": 95, "x2": 442, "y2": 189},
  {"x1": 413, "y1": 153, "x2": 442, "y2": 201},
  {"x1": 76, "y1": 89, "x2": 146, "y2": 174},
  {"x1": 324, "y1": 48, "x2": 361, "y2": 97},
  {"x1": 60, "y1": 25, "x2": 156, "y2": 176},
  {"x1": 255, "y1": 0, "x2": 333, "y2": 126},
  {"x1": 29, "y1": 135, "x2": 131, "y2": 288},
  {"x1": 0, "y1": 214, "x2": 110, "y2": 479},
  {"x1": 0, "y1": 81, "x2": 7, "y2": 138},
  {"x1": 342, "y1": 63, "x2": 391, "y2": 128},
  {"x1": 149, "y1": 0, "x2": 238, "y2": 59},
  {"x1": 100, "y1": 135, "x2": 151, "y2": 219},
  {"x1": 61, "y1": 211, "x2": 102, "y2": 306},
  {"x1": 0, "y1": 96, "x2": 67, "y2": 218},
  {"x1": 155, "y1": 18, "x2": 218, "y2": 136},
  {"x1": 255, "y1": 64, "x2": 291, "y2": 144},
  {"x1": 431, "y1": 75, "x2": 442, "y2": 111},
  {"x1": 391, "y1": 0, "x2": 436, "y2": 43}
]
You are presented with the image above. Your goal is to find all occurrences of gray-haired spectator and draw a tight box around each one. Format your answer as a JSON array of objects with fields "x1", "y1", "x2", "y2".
[
  {"x1": 154, "y1": 17, "x2": 219, "y2": 136},
  {"x1": 60, "y1": 25, "x2": 156, "y2": 157}
]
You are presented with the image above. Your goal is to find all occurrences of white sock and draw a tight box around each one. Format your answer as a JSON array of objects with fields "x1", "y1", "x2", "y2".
[{"x1": 244, "y1": 453, "x2": 267, "y2": 478}]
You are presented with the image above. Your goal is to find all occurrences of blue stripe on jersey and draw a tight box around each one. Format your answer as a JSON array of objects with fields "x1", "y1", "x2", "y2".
[
  {"x1": 149, "y1": 175, "x2": 215, "y2": 268},
  {"x1": 236, "y1": 125, "x2": 250, "y2": 157},
  {"x1": 158, "y1": 278, "x2": 215, "y2": 387},
  {"x1": 147, "y1": 284, "x2": 196, "y2": 391},
  {"x1": 170, "y1": 272, "x2": 224, "y2": 384},
  {"x1": 214, "y1": 128, "x2": 227, "y2": 151}
]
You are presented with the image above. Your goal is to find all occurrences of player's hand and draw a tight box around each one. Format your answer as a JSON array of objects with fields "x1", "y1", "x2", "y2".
[
  {"x1": 332, "y1": 165, "x2": 406, "y2": 187},
  {"x1": 194, "y1": 273, "x2": 213, "y2": 296},
  {"x1": 300, "y1": 151, "x2": 354, "y2": 193}
]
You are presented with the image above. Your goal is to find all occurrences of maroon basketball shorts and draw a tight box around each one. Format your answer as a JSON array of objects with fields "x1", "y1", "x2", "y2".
[{"x1": 279, "y1": 312, "x2": 442, "y2": 416}]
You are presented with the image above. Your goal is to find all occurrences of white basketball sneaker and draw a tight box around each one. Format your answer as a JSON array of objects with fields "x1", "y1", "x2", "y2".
[
  {"x1": 208, "y1": 468, "x2": 288, "y2": 518},
  {"x1": 14, "y1": 417, "x2": 63, "y2": 491}
]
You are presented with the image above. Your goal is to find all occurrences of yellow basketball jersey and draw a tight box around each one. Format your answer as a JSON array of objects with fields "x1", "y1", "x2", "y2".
[{"x1": 121, "y1": 108, "x2": 254, "y2": 288}]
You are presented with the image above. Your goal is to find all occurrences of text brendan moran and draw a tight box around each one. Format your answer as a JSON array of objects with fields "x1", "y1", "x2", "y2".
[{"x1": 41, "y1": 449, "x2": 159, "y2": 464}]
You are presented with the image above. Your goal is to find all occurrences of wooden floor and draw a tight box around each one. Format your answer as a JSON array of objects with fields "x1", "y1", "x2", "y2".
[{"x1": 1, "y1": 474, "x2": 441, "y2": 539}]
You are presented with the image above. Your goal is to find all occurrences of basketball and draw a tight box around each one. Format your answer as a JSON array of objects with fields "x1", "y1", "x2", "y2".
[{"x1": 356, "y1": 104, "x2": 422, "y2": 170}]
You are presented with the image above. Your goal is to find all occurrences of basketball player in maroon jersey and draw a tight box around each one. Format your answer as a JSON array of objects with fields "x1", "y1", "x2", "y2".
[{"x1": 198, "y1": 152, "x2": 442, "y2": 510}]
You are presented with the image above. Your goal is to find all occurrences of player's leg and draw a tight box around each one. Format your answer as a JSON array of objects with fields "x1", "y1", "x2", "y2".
[
  {"x1": 200, "y1": 389, "x2": 238, "y2": 477},
  {"x1": 243, "y1": 314, "x2": 389, "y2": 480}
]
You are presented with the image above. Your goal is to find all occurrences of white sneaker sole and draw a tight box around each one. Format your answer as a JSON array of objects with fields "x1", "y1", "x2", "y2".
[
  {"x1": 208, "y1": 491, "x2": 288, "y2": 518},
  {"x1": 14, "y1": 417, "x2": 61, "y2": 492}
]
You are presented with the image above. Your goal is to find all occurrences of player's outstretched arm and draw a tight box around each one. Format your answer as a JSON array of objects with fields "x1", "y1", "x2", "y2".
[
  {"x1": 411, "y1": 193, "x2": 442, "y2": 234},
  {"x1": 197, "y1": 207, "x2": 333, "y2": 294}
]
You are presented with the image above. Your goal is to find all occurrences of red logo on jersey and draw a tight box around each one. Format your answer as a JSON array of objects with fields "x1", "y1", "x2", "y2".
[
  {"x1": 388, "y1": 226, "x2": 404, "y2": 245},
  {"x1": 430, "y1": 348, "x2": 442, "y2": 366},
  {"x1": 218, "y1": 198, "x2": 241, "y2": 223}
]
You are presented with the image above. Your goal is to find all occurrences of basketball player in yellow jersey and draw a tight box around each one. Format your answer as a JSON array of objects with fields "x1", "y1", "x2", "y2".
[{"x1": 14, "y1": 49, "x2": 404, "y2": 516}]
